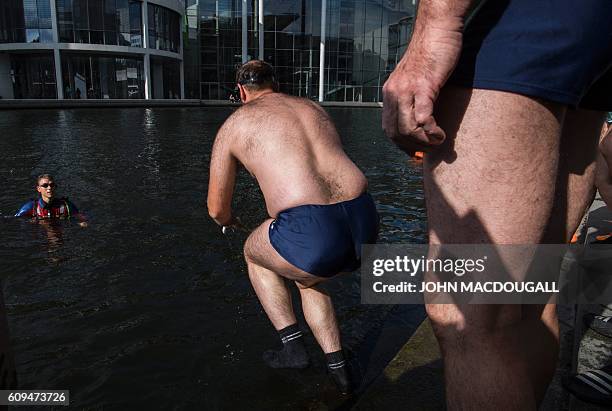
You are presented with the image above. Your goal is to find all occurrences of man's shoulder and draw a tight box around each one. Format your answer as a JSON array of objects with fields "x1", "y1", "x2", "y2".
[
  {"x1": 219, "y1": 106, "x2": 255, "y2": 135},
  {"x1": 15, "y1": 199, "x2": 35, "y2": 216},
  {"x1": 21, "y1": 199, "x2": 35, "y2": 208}
]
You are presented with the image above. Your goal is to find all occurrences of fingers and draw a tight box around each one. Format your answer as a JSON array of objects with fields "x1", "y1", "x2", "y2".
[
  {"x1": 382, "y1": 78, "x2": 446, "y2": 155},
  {"x1": 414, "y1": 93, "x2": 446, "y2": 143},
  {"x1": 382, "y1": 86, "x2": 399, "y2": 139}
]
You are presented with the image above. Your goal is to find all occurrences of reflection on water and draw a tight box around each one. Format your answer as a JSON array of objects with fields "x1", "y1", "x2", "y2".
[{"x1": 0, "y1": 107, "x2": 425, "y2": 409}]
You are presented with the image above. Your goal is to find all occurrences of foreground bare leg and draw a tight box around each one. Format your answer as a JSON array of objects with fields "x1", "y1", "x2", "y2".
[
  {"x1": 424, "y1": 87, "x2": 566, "y2": 409},
  {"x1": 525, "y1": 108, "x2": 603, "y2": 401}
]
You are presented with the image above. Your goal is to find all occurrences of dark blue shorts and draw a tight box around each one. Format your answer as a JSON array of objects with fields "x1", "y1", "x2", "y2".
[
  {"x1": 268, "y1": 193, "x2": 379, "y2": 277},
  {"x1": 449, "y1": 0, "x2": 612, "y2": 110}
]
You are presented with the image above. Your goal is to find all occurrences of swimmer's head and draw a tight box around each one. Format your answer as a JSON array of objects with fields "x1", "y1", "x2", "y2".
[
  {"x1": 236, "y1": 60, "x2": 279, "y2": 102},
  {"x1": 36, "y1": 173, "x2": 56, "y2": 202}
]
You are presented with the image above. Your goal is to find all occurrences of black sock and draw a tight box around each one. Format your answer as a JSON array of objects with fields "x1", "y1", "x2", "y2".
[
  {"x1": 262, "y1": 324, "x2": 310, "y2": 369},
  {"x1": 326, "y1": 350, "x2": 354, "y2": 394}
]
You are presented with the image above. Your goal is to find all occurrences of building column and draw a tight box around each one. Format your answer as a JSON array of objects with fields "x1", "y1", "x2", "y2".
[
  {"x1": 180, "y1": 4, "x2": 185, "y2": 99},
  {"x1": 180, "y1": 61, "x2": 185, "y2": 99},
  {"x1": 242, "y1": 0, "x2": 247, "y2": 63},
  {"x1": 50, "y1": 0, "x2": 63, "y2": 99},
  {"x1": 144, "y1": 53, "x2": 151, "y2": 99},
  {"x1": 318, "y1": 0, "x2": 326, "y2": 102},
  {"x1": 142, "y1": 0, "x2": 151, "y2": 99},
  {"x1": 258, "y1": 0, "x2": 263, "y2": 60},
  {"x1": 142, "y1": 0, "x2": 149, "y2": 49},
  {"x1": 53, "y1": 49, "x2": 64, "y2": 99}
]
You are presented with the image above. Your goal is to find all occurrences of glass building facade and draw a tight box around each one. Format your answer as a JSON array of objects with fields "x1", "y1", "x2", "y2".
[
  {"x1": 1, "y1": 0, "x2": 415, "y2": 102},
  {"x1": 191, "y1": 0, "x2": 415, "y2": 102},
  {"x1": 10, "y1": 52, "x2": 57, "y2": 98},
  {"x1": 56, "y1": 0, "x2": 143, "y2": 47},
  {"x1": 0, "y1": 0, "x2": 53, "y2": 44},
  {"x1": 148, "y1": 3, "x2": 181, "y2": 52},
  {"x1": 0, "y1": 0, "x2": 183, "y2": 99},
  {"x1": 61, "y1": 53, "x2": 145, "y2": 99}
]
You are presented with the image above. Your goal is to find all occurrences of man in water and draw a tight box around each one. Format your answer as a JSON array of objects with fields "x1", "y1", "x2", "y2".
[
  {"x1": 16, "y1": 174, "x2": 87, "y2": 227},
  {"x1": 383, "y1": 0, "x2": 612, "y2": 408},
  {"x1": 207, "y1": 60, "x2": 378, "y2": 393}
]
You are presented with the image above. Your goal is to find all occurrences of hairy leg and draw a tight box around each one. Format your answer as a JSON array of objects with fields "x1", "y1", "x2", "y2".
[
  {"x1": 244, "y1": 219, "x2": 343, "y2": 354},
  {"x1": 596, "y1": 125, "x2": 612, "y2": 207},
  {"x1": 246, "y1": 260, "x2": 296, "y2": 330},
  {"x1": 524, "y1": 108, "x2": 603, "y2": 401},
  {"x1": 543, "y1": 108, "x2": 603, "y2": 243},
  {"x1": 424, "y1": 86, "x2": 566, "y2": 409},
  {"x1": 297, "y1": 283, "x2": 341, "y2": 354}
]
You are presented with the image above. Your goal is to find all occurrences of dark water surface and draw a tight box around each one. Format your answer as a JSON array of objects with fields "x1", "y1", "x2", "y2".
[{"x1": 0, "y1": 107, "x2": 425, "y2": 410}]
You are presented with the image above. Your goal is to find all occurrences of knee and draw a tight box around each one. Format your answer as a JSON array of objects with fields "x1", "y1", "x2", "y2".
[
  {"x1": 425, "y1": 304, "x2": 467, "y2": 345},
  {"x1": 295, "y1": 278, "x2": 324, "y2": 289},
  {"x1": 426, "y1": 304, "x2": 522, "y2": 346},
  {"x1": 243, "y1": 235, "x2": 256, "y2": 264}
]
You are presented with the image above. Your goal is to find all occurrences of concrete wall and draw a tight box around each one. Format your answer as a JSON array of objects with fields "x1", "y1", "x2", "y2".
[
  {"x1": 0, "y1": 54, "x2": 14, "y2": 100},
  {"x1": 153, "y1": 63, "x2": 164, "y2": 99}
]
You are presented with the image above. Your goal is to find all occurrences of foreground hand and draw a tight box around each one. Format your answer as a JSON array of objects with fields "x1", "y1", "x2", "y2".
[{"x1": 383, "y1": 25, "x2": 463, "y2": 155}]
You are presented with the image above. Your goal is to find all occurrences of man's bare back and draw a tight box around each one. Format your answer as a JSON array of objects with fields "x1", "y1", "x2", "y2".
[{"x1": 216, "y1": 93, "x2": 367, "y2": 217}]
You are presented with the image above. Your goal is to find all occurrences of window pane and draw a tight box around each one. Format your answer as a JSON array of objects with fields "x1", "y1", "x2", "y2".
[
  {"x1": 73, "y1": 0, "x2": 88, "y2": 30},
  {"x1": 119, "y1": 31, "x2": 130, "y2": 46},
  {"x1": 117, "y1": 0, "x2": 129, "y2": 32},
  {"x1": 129, "y1": 1, "x2": 141, "y2": 32},
  {"x1": 90, "y1": 30, "x2": 104, "y2": 44},
  {"x1": 40, "y1": 28, "x2": 53, "y2": 42},
  {"x1": 38, "y1": 0, "x2": 52, "y2": 28},
  {"x1": 104, "y1": 0, "x2": 116, "y2": 31},
  {"x1": 75, "y1": 29, "x2": 89, "y2": 43},
  {"x1": 88, "y1": 0, "x2": 103, "y2": 30},
  {"x1": 104, "y1": 30, "x2": 117, "y2": 45},
  {"x1": 26, "y1": 28, "x2": 40, "y2": 42}
]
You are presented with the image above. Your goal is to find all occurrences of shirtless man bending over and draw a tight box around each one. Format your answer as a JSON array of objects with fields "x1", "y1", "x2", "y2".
[{"x1": 207, "y1": 60, "x2": 378, "y2": 393}]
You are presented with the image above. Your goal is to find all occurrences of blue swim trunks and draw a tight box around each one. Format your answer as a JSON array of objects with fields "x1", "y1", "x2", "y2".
[
  {"x1": 449, "y1": 0, "x2": 612, "y2": 110},
  {"x1": 268, "y1": 192, "x2": 379, "y2": 277}
]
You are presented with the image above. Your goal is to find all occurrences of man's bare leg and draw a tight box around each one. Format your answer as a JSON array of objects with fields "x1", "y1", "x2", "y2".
[
  {"x1": 424, "y1": 86, "x2": 567, "y2": 409},
  {"x1": 244, "y1": 219, "x2": 350, "y2": 382},
  {"x1": 297, "y1": 283, "x2": 353, "y2": 392},
  {"x1": 524, "y1": 109, "x2": 603, "y2": 401},
  {"x1": 297, "y1": 283, "x2": 342, "y2": 354},
  {"x1": 247, "y1": 256, "x2": 343, "y2": 355},
  {"x1": 246, "y1": 260, "x2": 296, "y2": 330}
]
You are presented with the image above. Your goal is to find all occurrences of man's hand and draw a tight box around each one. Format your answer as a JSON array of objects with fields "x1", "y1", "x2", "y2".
[
  {"x1": 222, "y1": 216, "x2": 249, "y2": 234},
  {"x1": 383, "y1": 8, "x2": 467, "y2": 155}
]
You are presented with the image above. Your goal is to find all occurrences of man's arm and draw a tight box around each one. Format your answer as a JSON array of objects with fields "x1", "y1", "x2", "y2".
[
  {"x1": 596, "y1": 129, "x2": 612, "y2": 209},
  {"x1": 207, "y1": 122, "x2": 239, "y2": 227},
  {"x1": 382, "y1": 0, "x2": 475, "y2": 155},
  {"x1": 15, "y1": 201, "x2": 34, "y2": 217}
]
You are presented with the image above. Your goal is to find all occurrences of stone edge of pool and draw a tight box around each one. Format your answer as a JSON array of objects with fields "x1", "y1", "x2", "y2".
[{"x1": 0, "y1": 100, "x2": 383, "y2": 109}]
